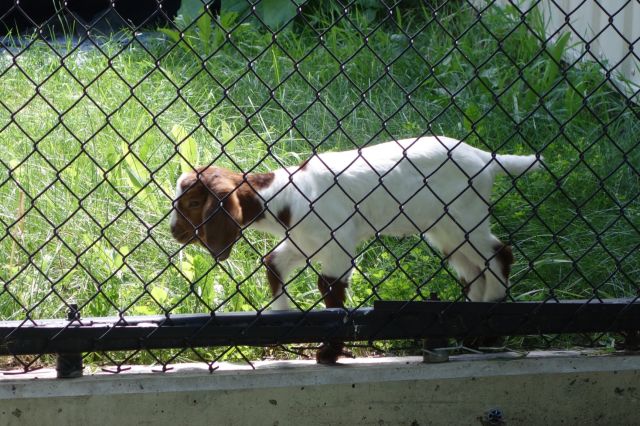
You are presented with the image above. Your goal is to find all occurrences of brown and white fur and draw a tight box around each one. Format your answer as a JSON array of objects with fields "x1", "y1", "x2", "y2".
[{"x1": 169, "y1": 136, "x2": 542, "y2": 363}]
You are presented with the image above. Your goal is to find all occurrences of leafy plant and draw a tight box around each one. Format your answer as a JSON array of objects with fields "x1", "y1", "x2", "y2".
[
  {"x1": 172, "y1": 124, "x2": 200, "y2": 173},
  {"x1": 159, "y1": 7, "x2": 237, "y2": 54}
]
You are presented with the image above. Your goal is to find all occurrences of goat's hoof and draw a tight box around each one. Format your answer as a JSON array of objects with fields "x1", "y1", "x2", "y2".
[{"x1": 316, "y1": 342, "x2": 345, "y2": 364}]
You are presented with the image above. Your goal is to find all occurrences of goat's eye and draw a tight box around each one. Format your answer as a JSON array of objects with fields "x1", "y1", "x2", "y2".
[{"x1": 187, "y1": 200, "x2": 202, "y2": 209}]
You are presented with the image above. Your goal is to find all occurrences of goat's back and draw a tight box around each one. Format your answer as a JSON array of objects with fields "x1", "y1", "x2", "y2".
[{"x1": 286, "y1": 137, "x2": 496, "y2": 241}]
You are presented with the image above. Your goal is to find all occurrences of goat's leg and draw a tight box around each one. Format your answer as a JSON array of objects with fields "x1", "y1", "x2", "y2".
[
  {"x1": 263, "y1": 241, "x2": 305, "y2": 310},
  {"x1": 463, "y1": 240, "x2": 513, "y2": 349},
  {"x1": 447, "y1": 250, "x2": 486, "y2": 301},
  {"x1": 317, "y1": 274, "x2": 348, "y2": 309},
  {"x1": 424, "y1": 229, "x2": 486, "y2": 300},
  {"x1": 430, "y1": 226, "x2": 511, "y2": 349},
  {"x1": 458, "y1": 234, "x2": 513, "y2": 302},
  {"x1": 315, "y1": 249, "x2": 354, "y2": 364},
  {"x1": 458, "y1": 235, "x2": 513, "y2": 349},
  {"x1": 483, "y1": 241, "x2": 513, "y2": 302},
  {"x1": 315, "y1": 274, "x2": 349, "y2": 364}
]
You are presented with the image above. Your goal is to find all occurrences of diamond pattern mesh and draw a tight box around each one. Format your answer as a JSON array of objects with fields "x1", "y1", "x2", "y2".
[{"x1": 0, "y1": 0, "x2": 638, "y2": 373}]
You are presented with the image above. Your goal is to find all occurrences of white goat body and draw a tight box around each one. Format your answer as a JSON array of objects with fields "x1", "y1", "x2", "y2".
[
  {"x1": 170, "y1": 136, "x2": 541, "y2": 362},
  {"x1": 242, "y1": 136, "x2": 538, "y2": 306}
]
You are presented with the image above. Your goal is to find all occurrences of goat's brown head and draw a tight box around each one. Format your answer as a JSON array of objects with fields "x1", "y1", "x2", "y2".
[{"x1": 170, "y1": 167, "x2": 243, "y2": 261}]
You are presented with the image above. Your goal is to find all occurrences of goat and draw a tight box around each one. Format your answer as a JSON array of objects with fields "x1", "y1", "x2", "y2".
[{"x1": 169, "y1": 136, "x2": 542, "y2": 363}]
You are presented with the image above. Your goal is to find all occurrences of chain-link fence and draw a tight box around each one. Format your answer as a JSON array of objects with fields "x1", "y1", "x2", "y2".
[{"x1": 0, "y1": 0, "x2": 638, "y2": 376}]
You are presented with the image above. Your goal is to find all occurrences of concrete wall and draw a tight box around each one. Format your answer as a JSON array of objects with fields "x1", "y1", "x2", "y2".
[{"x1": 0, "y1": 351, "x2": 638, "y2": 425}]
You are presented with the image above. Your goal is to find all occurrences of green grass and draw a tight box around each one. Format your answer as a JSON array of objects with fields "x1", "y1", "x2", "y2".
[{"x1": 0, "y1": 3, "x2": 638, "y2": 365}]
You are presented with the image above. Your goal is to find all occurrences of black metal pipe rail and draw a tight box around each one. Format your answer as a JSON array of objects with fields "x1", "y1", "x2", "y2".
[{"x1": 2, "y1": 299, "x2": 638, "y2": 356}]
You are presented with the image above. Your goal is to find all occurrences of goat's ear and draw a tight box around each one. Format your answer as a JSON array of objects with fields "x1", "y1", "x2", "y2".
[
  {"x1": 220, "y1": 189, "x2": 243, "y2": 226},
  {"x1": 199, "y1": 189, "x2": 243, "y2": 260}
]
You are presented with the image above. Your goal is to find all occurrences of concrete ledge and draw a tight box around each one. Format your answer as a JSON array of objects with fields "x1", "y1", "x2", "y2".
[{"x1": 0, "y1": 351, "x2": 638, "y2": 425}]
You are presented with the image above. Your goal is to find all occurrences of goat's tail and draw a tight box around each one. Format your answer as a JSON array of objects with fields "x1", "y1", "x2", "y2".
[{"x1": 491, "y1": 154, "x2": 543, "y2": 176}]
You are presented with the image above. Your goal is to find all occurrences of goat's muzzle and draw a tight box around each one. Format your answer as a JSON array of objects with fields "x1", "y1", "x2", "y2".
[{"x1": 170, "y1": 225, "x2": 193, "y2": 245}]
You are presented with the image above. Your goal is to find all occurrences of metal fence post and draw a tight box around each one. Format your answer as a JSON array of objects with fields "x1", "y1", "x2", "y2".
[
  {"x1": 55, "y1": 304, "x2": 83, "y2": 379},
  {"x1": 423, "y1": 293, "x2": 449, "y2": 363}
]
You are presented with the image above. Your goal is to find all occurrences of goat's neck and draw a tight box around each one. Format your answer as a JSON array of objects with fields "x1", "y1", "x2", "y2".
[
  {"x1": 238, "y1": 168, "x2": 300, "y2": 235},
  {"x1": 229, "y1": 172, "x2": 271, "y2": 227}
]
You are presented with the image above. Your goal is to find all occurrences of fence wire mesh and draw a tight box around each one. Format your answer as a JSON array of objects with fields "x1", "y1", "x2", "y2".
[{"x1": 0, "y1": 0, "x2": 638, "y2": 373}]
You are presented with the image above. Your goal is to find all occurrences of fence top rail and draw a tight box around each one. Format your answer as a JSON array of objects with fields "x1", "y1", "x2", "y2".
[
  {"x1": 1, "y1": 299, "x2": 638, "y2": 356},
  {"x1": 1, "y1": 298, "x2": 637, "y2": 328}
]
